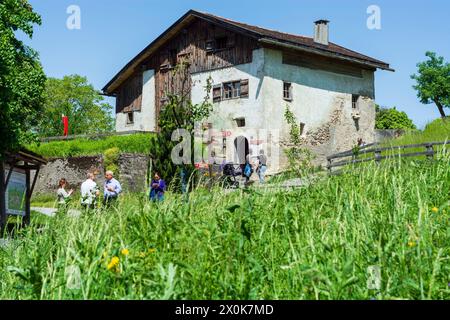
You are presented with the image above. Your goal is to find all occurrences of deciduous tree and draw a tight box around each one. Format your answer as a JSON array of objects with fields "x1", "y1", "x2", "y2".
[
  {"x1": 38, "y1": 75, "x2": 115, "y2": 137},
  {"x1": 411, "y1": 52, "x2": 450, "y2": 119},
  {"x1": 0, "y1": 0, "x2": 46, "y2": 158}
]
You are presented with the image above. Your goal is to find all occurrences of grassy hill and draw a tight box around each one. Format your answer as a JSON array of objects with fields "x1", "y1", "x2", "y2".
[
  {"x1": 29, "y1": 133, "x2": 155, "y2": 158},
  {"x1": 1, "y1": 154, "x2": 449, "y2": 299},
  {"x1": 385, "y1": 118, "x2": 450, "y2": 146}
]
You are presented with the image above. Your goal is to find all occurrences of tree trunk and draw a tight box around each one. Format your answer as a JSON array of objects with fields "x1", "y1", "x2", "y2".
[{"x1": 434, "y1": 99, "x2": 446, "y2": 119}]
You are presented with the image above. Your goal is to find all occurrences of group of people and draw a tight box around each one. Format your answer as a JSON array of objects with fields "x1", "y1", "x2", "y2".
[
  {"x1": 56, "y1": 171, "x2": 167, "y2": 210},
  {"x1": 55, "y1": 151, "x2": 268, "y2": 209},
  {"x1": 211, "y1": 149, "x2": 268, "y2": 184},
  {"x1": 242, "y1": 150, "x2": 268, "y2": 184}
]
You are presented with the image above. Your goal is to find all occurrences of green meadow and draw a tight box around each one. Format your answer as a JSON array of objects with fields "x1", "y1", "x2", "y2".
[{"x1": 1, "y1": 152, "x2": 450, "y2": 300}]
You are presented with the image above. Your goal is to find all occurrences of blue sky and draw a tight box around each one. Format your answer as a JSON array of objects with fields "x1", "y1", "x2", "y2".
[{"x1": 22, "y1": 0, "x2": 450, "y2": 128}]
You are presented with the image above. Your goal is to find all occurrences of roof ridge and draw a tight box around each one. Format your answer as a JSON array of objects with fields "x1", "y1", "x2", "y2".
[{"x1": 198, "y1": 11, "x2": 313, "y2": 41}]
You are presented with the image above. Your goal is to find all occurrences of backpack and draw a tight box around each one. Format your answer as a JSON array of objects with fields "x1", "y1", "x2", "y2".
[{"x1": 244, "y1": 163, "x2": 253, "y2": 178}]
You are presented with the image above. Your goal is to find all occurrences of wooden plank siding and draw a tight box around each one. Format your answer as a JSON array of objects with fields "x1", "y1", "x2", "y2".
[
  {"x1": 116, "y1": 72, "x2": 143, "y2": 113},
  {"x1": 114, "y1": 17, "x2": 260, "y2": 130},
  {"x1": 282, "y1": 50, "x2": 375, "y2": 78}
]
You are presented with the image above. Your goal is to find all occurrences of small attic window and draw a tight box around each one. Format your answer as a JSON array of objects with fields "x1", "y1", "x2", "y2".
[
  {"x1": 235, "y1": 118, "x2": 246, "y2": 127},
  {"x1": 300, "y1": 122, "x2": 306, "y2": 136},
  {"x1": 215, "y1": 37, "x2": 228, "y2": 50},
  {"x1": 352, "y1": 94, "x2": 360, "y2": 109},
  {"x1": 283, "y1": 81, "x2": 293, "y2": 101},
  {"x1": 126, "y1": 112, "x2": 134, "y2": 125},
  {"x1": 206, "y1": 40, "x2": 215, "y2": 52}
]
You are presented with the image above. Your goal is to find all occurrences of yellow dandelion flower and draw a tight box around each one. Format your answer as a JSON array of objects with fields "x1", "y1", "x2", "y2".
[
  {"x1": 408, "y1": 241, "x2": 416, "y2": 248},
  {"x1": 107, "y1": 256, "x2": 120, "y2": 270},
  {"x1": 148, "y1": 248, "x2": 156, "y2": 254},
  {"x1": 121, "y1": 248, "x2": 129, "y2": 256},
  {"x1": 432, "y1": 207, "x2": 439, "y2": 213}
]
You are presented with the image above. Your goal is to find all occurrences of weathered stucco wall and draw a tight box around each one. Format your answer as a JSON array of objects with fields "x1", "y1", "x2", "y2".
[
  {"x1": 191, "y1": 48, "x2": 268, "y2": 165},
  {"x1": 33, "y1": 154, "x2": 150, "y2": 195},
  {"x1": 116, "y1": 70, "x2": 156, "y2": 132},
  {"x1": 190, "y1": 47, "x2": 377, "y2": 172}
]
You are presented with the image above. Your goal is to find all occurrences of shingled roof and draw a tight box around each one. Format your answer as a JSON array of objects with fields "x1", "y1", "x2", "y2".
[{"x1": 103, "y1": 10, "x2": 393, "y2": 94}]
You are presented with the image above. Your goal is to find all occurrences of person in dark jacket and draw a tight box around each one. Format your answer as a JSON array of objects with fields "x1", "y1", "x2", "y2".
[{"x1": 149, "y1": 172, "x2": 166, "y2": 202}]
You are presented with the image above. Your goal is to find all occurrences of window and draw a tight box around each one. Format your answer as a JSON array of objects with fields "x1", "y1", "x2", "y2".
[
  {"x1": 215, "y1": 37, "x2": 228, "y2": 50},
  {"x1": 205, "y1": 40, "x2": 215, "y2": 52},
  {"x1": 283, "y1": 81, "x2": 293, "y2": 101},
  {"x1": 223, "y1": 81, "x2": 241, "y2": 100},
  {"x1": 169, "y1": 49, "x2": 177, "y2": 67},
  {"x1": 213, "y1": 79, "x2": 249, "y2": 102},
  {"x1": 300, "y1": 122, "x2": 306, "y2": 136},
  {"x1": 352, "y1": 94, "x2": 360, "y2": 109},
  {"x1": 126, "y1": 112, "x2": 134, "y2": 125},
  {"x1": 236, "y1": 118, "x2": 246, "y2": 127}
]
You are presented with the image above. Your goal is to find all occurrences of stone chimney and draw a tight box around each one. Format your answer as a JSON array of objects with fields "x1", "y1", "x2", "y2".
[{"x1": 314, "y1": 19, "x2": 330, "y2": 45}]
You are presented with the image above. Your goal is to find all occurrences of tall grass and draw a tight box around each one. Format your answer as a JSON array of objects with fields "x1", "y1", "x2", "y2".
[
  {"x1": 1, "y1": 154, "x2": 450, "y2": 299},
  {"x1": 29, "y1": 133, "x2": 155, "y2": 158},
  {"x1": 385, "y1": 118, "x2": 450, "y2": 147}
]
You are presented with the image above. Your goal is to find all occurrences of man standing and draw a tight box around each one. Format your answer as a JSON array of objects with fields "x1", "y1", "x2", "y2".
[
  {"x1": 257, "y1": 150, "x2": 268, "y2": 184},
  {"x1": 81, "y1": 172, "x2": 100, "y2": 209},
  {"x1": 103, "y1": 170, "x2": 122, "y2": 206}
]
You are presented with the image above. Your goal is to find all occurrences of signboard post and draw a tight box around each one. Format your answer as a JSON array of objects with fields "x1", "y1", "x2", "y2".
[
  {"x1": 1, "y1": 149, "x2": 46, "y2": 230},
  {"x1": 5, "y1": 171, "x2": 27, "y2": 217},
  {"x1": 0, "y1": 162, "x2": 6, "y2": 233}
]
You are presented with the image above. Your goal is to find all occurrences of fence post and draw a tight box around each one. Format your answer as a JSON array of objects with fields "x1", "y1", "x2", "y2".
[
  {"x1": 374, "y1": 149, "x2": 382, "y2": 163},
  {"x1": 327, "y1": 159, "x2": 332, "y2": 173},
  {"x1": 426, "y1": 144, "x2": 434, "y2": 159}
]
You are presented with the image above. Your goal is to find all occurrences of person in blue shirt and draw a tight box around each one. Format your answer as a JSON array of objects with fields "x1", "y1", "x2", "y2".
[
  {"x1": 150, "y1": 172, "x2": 166, "y2": 202},
  {"x1": 103, "y1": 170, "x2": 122, "y2": 206}
]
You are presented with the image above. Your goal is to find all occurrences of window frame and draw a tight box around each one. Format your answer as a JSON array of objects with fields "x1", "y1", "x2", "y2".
[
  {"x1": 283, "y1": 81, "x2": 293, "y2": 101},
  {"x1": 126, "y1": 111, "x2": 134, "y2": 125},
  {"x1": 236, "y1": 118, "x2": 246, "y2": 128},
  {"x1": 222, "y1": 81, "x2": 241, "y2": 100},
  {"x1": 352, "y1": 94, "x2": 360, "y2": 109},
  {"x1": 215, "y1": 36, "x2": 228, "y2": 51}
]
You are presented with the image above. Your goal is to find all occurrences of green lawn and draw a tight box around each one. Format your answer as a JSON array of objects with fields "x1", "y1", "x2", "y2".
[{"x1": 1, "y1": 152, "x2": 450, "y2": 300}]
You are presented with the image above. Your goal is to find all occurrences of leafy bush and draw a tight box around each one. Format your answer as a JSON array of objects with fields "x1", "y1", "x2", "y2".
[
  {"x1": 103, "y1": 147, "x2": 120, "y2": 175},
  {"x1": 375, "y1": 106, "x2": 416, "y2": 130},
  {"x1": 284, "y1": 105, "x2": 314, "y2": 175}
]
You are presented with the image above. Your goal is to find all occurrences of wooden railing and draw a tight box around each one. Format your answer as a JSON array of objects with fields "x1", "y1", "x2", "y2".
[
  {"x1": 39, "y1": 130, "x2": 150, "y2": 142},
  {"x1": 327, "y1": 141, "x2": 450, "y2": 171}
]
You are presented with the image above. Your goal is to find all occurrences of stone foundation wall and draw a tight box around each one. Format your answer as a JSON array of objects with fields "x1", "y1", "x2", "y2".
[{"x1": 33, "y1": 153, "x2": 150, "y2": 195}]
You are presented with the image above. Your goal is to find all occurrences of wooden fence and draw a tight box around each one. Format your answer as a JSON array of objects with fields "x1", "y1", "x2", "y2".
[
  {"x1": 327, "y1": 141, "x2": 450, "y2": 171},
  {"x1": 39, "y1": 130, "x2": 149, "y2": 142}
]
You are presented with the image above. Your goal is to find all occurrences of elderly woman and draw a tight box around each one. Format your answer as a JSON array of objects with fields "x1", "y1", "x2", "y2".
[
  {"x1": 149, "y1": 172, "x2": 166, "y2": 202},
  {"x1": 57, "y1": 178, "x2": 73, "y2": 207}
]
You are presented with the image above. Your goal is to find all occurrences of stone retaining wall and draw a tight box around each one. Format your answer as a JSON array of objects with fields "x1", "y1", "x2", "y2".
[{"x1": 33, "y1": 153, "x2": 150, "y2": 195}]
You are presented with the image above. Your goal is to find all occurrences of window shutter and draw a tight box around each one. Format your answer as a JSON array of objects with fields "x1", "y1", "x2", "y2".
[
  {"x1": 240, "y1": 79, "x2": 249, "y2": 98},
  {"x1": 213, "y1": 84, "x2": 222, "y2": 102}
]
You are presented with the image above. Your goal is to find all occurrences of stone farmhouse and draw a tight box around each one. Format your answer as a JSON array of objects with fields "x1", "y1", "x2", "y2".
[{"x1": 102, "y1": 10, "x2": 393, "y2": 173}]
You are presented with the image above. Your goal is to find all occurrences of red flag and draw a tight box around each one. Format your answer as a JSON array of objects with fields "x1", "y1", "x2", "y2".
[{"x1": 62, "y1": 115, "x2": 69, "y2": 136}]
